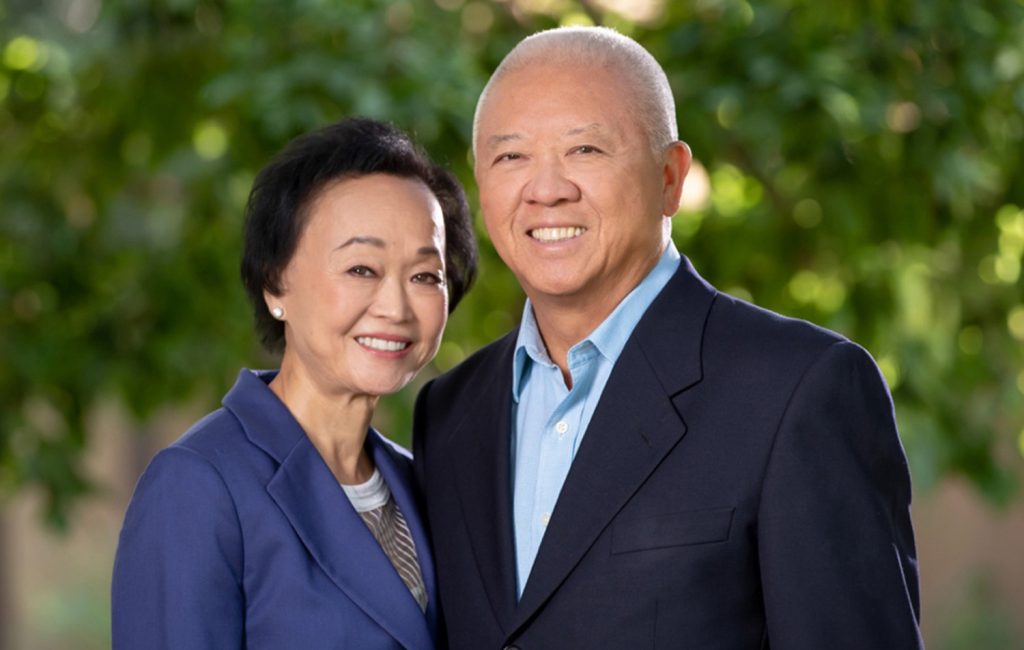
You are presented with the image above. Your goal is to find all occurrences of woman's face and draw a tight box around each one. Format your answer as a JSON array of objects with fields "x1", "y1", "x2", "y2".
[{"x1": 268, "y1": 173, "x2": 449, "y2": 398}]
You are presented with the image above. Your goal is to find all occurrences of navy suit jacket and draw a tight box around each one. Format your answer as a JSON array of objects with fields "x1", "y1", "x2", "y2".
[
  {"x1": 413, "y1": 257, "x2": 922, "y2": 649},
  {"x1": 113, "y1": 369, "x2": 440, "y2": 650}
]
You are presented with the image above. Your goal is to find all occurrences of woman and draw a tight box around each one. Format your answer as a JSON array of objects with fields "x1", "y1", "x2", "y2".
[{"x1": 112, "y1": 117, "x2": 477, "y2": 649}]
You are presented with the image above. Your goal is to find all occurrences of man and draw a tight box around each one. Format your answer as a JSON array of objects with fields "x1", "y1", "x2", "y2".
[{"x1": 414, "y1": 26, "x2": 922, "y2": 649}]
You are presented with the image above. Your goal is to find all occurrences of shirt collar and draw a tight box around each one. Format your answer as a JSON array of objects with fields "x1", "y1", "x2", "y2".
[{"x1": 512, "y1": 241, "x2": 681, "y2": 402}]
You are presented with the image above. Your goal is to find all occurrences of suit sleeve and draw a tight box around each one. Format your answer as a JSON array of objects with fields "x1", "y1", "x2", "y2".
[
  {"x1": 758, "y1": 341, "x2": 923, "y2": 649},
  {"x1": 112, "y1": 446, "x2": 244, "y2": 650},
  {"x1": 412, "y1": 378, "x2": 435, "y2": 497}
]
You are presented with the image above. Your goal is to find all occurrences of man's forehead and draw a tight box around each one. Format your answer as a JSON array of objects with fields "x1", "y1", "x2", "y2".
[{"x1": 474, "y1": 61, "x2": 636, "y2": 154}]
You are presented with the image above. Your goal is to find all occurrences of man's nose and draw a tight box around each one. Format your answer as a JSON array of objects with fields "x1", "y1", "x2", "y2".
[
  {"x1": 369, "y1": 276, "x2": 413, "y2": 322},
  {"x1": 522, "y1": 155, "x2": 581, "y2": 206}
]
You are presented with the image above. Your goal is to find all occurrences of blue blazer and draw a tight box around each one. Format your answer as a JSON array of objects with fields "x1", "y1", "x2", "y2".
[
  {"x1": 414, "y1": 257, "x2": 922, "y2": 649},
  {"x1": 112, "y1": 369, "x2": 440, "y2": 650}
]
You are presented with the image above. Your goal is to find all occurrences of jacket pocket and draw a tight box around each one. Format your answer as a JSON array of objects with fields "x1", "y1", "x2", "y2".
[{"x1": 610, "y1": 507, "x2": 734, "y2": 554}]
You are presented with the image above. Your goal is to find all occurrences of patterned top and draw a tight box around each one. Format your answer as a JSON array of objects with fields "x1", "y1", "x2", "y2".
[{"x1": 342, "y1": 469, "x2": 428, "y2": 611}]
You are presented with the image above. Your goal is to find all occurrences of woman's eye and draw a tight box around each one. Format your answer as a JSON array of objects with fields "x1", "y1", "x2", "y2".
[
  {"x1": 412, "y1": 271, "x2": 444, "y2": 285},
  {"x1": 348, "y1": 265, "x2": 376, "y2": 278}
]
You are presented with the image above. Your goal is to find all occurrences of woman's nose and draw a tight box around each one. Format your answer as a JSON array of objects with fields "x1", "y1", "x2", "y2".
[{"x1": 369, "y1": 276, "x2": 413, "y2": 322}]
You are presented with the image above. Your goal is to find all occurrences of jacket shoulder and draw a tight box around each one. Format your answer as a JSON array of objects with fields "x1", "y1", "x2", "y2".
[
  {"x1": 425, "y1": 329, "x2": 516, "y2": 404},
  {"x1": 708, "y1": 291, "x2": 847, "y2": 359},
  {"x1": 170, "y1": 407, "x2": 249, "y2": 462},
  {"x1": 372, "y1": 430, "x2": 414, "y2": 466}
]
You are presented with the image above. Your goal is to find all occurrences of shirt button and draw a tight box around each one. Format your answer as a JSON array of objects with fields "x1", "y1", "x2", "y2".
[
  {"x1": 555, "y1": 420, "x2": 569, "y2": 436},
  {"x1": 540, "y1": 512, "x2": 551, "y2": 527}
]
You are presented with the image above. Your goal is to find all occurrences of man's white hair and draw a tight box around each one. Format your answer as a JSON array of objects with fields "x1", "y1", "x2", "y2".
[{"x1": 472, "y1": 26, "x2": 678, "y2": 157}]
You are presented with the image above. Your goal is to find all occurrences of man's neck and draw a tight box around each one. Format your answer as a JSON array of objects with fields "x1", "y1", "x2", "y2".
[
  {"x1": 524, "y1": 231, "x2": 675, "y2": 383},
  {"x1": 530, "y1": 303, "x2": 604, "y2": 388},
  {"x1": 528, "y1": 264, "x2": 658, "y2": 383}
]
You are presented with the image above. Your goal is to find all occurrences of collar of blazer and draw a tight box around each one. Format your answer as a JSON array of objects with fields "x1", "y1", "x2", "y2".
[
  {"x1": 444, "y1": 255, "x2": 718, "y2": 636},
  {"x1": 223, "y1": 370, "x2": 437, "y2": 650}
]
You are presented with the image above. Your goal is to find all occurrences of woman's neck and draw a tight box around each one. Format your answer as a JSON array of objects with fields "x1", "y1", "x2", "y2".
[{"x1": 270, "y1": 357, "x2": 378, "y2": 485}]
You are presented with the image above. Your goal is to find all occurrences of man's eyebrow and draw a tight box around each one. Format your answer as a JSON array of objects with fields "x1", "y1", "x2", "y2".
[
  {"x1": 566, "y1": 123, "x2": 605, "y2": 137},
  {"x1": 484, "y1": 133, "x2": 523, "y2": 151},
  {"x1": 335, "y1": 236, "x2": 386, "y2": 250}
]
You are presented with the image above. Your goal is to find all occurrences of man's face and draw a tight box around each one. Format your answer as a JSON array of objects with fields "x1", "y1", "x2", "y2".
[{"x1": 474, "y1": 61, "x2": 688, "y2": 313}]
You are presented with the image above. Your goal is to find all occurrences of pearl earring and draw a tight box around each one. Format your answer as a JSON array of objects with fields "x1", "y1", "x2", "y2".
[{"x1": 271, "y1": 307, "x2": 284, "y2": 319}]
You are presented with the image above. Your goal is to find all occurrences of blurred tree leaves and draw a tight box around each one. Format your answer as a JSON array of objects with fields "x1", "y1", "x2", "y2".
[{"x1": 0, "y1": 0, "x2": 1021, "y2": 527}]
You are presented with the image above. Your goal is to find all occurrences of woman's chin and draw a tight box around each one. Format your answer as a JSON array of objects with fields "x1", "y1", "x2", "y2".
[{"x1": 354, "y1": 374, "x2": 417, "y2": 398}]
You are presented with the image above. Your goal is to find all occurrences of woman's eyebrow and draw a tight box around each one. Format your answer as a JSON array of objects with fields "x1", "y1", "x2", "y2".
[{"x1": 334, "y1": 235, "x2": 386, "y2": 251}]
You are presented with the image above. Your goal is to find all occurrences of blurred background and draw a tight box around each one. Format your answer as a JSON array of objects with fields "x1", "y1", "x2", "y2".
[{"x1": 1, "y1": 0, "x2": 1022, "y2": 647}]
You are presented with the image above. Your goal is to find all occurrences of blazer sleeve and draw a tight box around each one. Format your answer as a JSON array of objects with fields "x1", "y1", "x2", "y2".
[
  {"x1": 112, "y1": 446, "x2": 245, "y2": 650},
  {"x1": 757, "y1": 341, "x2": 923, "y2": 649}
]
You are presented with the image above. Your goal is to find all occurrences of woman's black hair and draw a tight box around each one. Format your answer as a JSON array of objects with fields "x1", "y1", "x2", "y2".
[{"x1": 241, "y1": 117, "x2": 478, "y2": 353}]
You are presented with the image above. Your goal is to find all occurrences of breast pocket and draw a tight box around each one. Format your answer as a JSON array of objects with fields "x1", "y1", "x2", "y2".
[{"x1": 610, "y1": 507, "x2": 734, "y2": 555}]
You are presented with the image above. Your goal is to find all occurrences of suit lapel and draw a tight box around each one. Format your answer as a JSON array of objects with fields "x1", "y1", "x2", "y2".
[
  {"x1": 513, "y1": 257, "x2": 717, "y2": 629},
  {"x1": 266, "y1": 436, "x2": 433, "y2": 650},
  {"x1": 447, "y1": 334, "x2": 520, "y2": 634}
]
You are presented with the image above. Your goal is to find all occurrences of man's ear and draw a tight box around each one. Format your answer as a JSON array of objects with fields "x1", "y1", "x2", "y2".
[{"x1": 661, "y1": 141, "x2": 692, "y2": 217}]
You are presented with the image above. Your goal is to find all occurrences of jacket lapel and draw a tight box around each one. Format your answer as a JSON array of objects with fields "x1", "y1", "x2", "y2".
[
  {"x1": 512, "y1": 257, "x2": 717, "y2": 629},
  {"x1": 447, "y1": 333, "x2": 520, "y2": 634},
  {"x1": 224, "y1": 370, "x2": 432, "y2": 650},
  {"x1": 370, "y1": 431, "x2": 441, "y2": 640},
  {"x1": 267, "y1": 436, "x2": 433, "y2": 650}
]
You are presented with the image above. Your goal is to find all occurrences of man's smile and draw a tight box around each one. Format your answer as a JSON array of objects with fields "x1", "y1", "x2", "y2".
[{"x1": 528, "y1": 226, "x2": 586, "y2": 242}]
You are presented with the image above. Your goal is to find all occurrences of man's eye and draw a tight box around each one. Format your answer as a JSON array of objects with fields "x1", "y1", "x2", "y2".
[
  {"x1": 573, "y1": 145, "x2": 601, "y2": 154},
  {"x1": 493, "y1": 152, "x2": 522, "y2": 164}
]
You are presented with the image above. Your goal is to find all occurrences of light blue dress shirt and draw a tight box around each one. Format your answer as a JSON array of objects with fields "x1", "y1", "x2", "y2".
[{"x1": 511, "y1": 242, "x2": 681, "y2": 596}]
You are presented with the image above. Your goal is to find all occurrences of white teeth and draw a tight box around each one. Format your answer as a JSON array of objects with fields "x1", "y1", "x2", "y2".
[
  {"x1": 356, "y1": 337, "x2": 410, "y2": 352},
  {"x1": 530, "y1": 226, "x2": 585, "y2": 242}
]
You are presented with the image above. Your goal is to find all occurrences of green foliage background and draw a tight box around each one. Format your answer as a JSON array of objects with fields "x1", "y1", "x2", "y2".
[{"x1": 1, "y1": 0, "x2": 1022, "y2": 533}]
